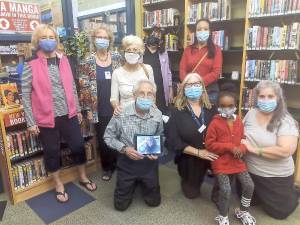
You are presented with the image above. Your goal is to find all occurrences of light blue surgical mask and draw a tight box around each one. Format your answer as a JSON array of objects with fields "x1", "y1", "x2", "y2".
[
  {"x1": 136, "y1": 97, "x2": 153, "y2": 111},
  {"x1": 196, "y1": 31, "x2": 210, "y2": 42},
  {"x1": 39, "y1": 39, "x2": 57, "y2": 52},
  {"x1": 257, "y1": 99, "x2": 277, "y2": 113},
  {"x1": 95, "y1": 38, "x2": 109, "y2": 50},
  {"x1": 184, "y1": 86, "x2": 203, "y2": 101}
]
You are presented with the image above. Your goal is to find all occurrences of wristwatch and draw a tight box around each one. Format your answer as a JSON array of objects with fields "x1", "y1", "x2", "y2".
[{"x1": 120, "y1": 146, "x2": 127, "y2": 154}]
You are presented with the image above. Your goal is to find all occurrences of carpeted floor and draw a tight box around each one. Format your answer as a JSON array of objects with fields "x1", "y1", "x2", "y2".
[{"x1": 0, "y1": 162, "x2": 300, "y2": 225}]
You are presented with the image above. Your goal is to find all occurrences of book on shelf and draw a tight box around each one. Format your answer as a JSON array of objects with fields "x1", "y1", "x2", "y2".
[
  {"x1": 247, "y1": 23, "x2": 300, "y2": 50},
  {"x1": 3, "y1": 110, "x2": 26, "y2": 127},
  {"x1": 242, "y1": 87, "x2": 255, "y2": 110},
  {"x1": 245, "y1": 60, "x2": 299, "y2": 84},
  {"x1": 188, "y1": 0, "x2": 231, "y2": 24},
  {"x1": 6, "y1": 130, "x2": 43, "y2": 160},
  {"x1": 249, "y1": 0, "x2": 300, "y2": 17},
  {"x1": 164, "y1": 33, "x2": 179, "y2": 51},
  {"x1": 11, "y1": 157, "x2": 47, "y2": 190},
  {"x1": 187, "y1": 30, "x2": 229, "y2": 50},
  {"x1": 0, "y1": 83, "x2": 20, "y2": 108},
  {"x1": 143, "y1": 0, "x2": 169, "y2": 4},
  {"x1": 143, "y1": 8, "x2": 180, "y2": 28}
]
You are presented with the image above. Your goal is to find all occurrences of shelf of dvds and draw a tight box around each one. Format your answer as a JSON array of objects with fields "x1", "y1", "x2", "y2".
[
  {"x1": 136, "y1": 0, "x2": 300, "y2": 185},
  {"x1": 0, "y1": 106, "x2": 98, "y2": 204}
]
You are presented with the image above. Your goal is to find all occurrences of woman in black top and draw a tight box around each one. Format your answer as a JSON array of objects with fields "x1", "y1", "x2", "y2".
[
  {"x1": 143, "y1": 27, "x2": 173, "y2": 114},
  {"x1": 167, "y1": 73, "x2": 218, "y2": 199}
]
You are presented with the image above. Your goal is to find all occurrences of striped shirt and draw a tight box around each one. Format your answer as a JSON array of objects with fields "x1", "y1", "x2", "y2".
[
  {"x1": 21, "y1": 59, "x2": 80, "y2": 127},
  {"x1": 103, "y1": 103, "x2": 163, "y2": 152}
]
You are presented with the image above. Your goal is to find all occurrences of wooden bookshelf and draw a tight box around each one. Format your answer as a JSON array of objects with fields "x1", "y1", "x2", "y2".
[
  {"x1": 0, "y1": 107, "x2": 98, "y2": 204},
  {"x1": 136, "y1": 0, "x2": 300, "y2": 185}
]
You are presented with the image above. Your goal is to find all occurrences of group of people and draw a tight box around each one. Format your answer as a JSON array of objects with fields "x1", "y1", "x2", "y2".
[{"x1": 21, "y1": 18, "x2": 299, "y2": 225}]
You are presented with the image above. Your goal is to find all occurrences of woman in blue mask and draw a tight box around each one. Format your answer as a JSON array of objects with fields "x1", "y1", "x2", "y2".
[
  {"x1": 242, "y1": 80, "x2": 299, "y2": 219},
  {"x1": 179, "y1": 19, "x2": 222, "y2": 104},
  {"x1": 21, "y1": 24, "x2": 97, "y2": 203},
  {"x1": 78, "y1": 24, "x2": 123, "y2": 181},
  {"x1": 166, "y1": 73, "x2": 219, "y2": 199}
]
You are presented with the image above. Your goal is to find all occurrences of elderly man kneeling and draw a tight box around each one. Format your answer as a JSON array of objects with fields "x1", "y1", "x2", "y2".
[{"x1": 104, "y1": 80, "x2": 163, "y2": 211}]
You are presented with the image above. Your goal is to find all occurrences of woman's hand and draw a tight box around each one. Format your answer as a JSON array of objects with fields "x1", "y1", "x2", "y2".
[
  {"x1": 198, "y1": 149, "x2": 219, "y2": 161},
  {"x1": 124, "y1": 147, "x2": 144, "y2": 160},
  {"x1": 28, "y1": 125, "x2": 40, "y2": 136},
  {"x1": 113, "y1": 105, "x2": 122, "y2": 116},
  {"x1": 77, "y1": 113, "x2": 83, "y2": 124},
  {"x1": 241, "y1": 139, "x2": 255, "y2": 153},
  {"x1": 147, "y1": 155, "x2": 158, "y2": 160},
  {"x1": 232, "y1": 146, "x2": 243, "y2": 158},
  {"x1": 87, "y1": 111, "x2": 93, "y2": 121},
  {"x1": 169, "y1": 88, "x2": 174, "y2": 103}
]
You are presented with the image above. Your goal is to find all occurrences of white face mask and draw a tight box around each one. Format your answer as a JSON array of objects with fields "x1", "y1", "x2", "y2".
[{"x1": 124, "y1": 52, "x2": 140, "y2": 64}]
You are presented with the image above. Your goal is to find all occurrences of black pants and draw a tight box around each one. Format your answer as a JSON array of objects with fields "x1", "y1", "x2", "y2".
[
  {"x1": 95, "y1": 116, "x2": 118, "y2": 172},
  {"x1": 114, "y1": 155, "x2": 161, "y2": 211},
  {"x1": 39, "y1": 115, "x2": 86, "y2": 172},
  {"x1": 248, "y1": 173, "x2": 299, "y2": 219},
  {"x1": 176, "y1": 154, "x2": 210, "y2": 199}
]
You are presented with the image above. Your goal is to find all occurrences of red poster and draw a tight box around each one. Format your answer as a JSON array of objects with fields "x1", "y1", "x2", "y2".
[
  {"x1": 0, "y1": 1, "x2": 40, "y2": 33},
  {"x1": 3, "y1": 110, "x2": 26, "y2": 127}
]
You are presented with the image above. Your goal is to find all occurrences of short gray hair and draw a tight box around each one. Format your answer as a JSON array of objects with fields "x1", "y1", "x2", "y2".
[
  {"x1": 121, "y1": 35, "x2": 145, "y2": 54},
  {"x1": 133, "y1": 80, "x2": 157, "y2": 95}
]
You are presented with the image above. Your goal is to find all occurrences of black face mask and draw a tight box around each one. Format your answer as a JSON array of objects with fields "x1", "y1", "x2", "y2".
[{"x1": 146, "y1": 35, "x2": 160, "y2": 47}]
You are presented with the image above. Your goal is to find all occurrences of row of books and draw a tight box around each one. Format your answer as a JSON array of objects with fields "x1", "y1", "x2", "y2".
[
  {"x1": 11, "y1": 157, "x2": 47, "y2": 190},
  {"x1": 164, "y1": 33, "x2": 179, "y2": 51},
  {"x1": 247, "y1": 23, "x2": 300, "y2": 50},
  {"x1": 6, "y1": 130, "x2": 43, "y2": 160},
  {"x1": 143, "y1": 8, "x2": 180, "y2": 28},
  {"x1": 187, "y1": 31, "x2": 229, "y2": 50},
  {"x1": 242, "y1": 88, "x2": 254, "y2": 109},
  {"x1": 143, "y1": 0, "x2": 168, "y2": 4},
  {"x1": 249, "y1": 0, "x2": 300, "y2": 17},
  {"x1": 245, "y1": 60, "x2": 299, "y2": 84},
  {"x1": 188, "y1": 0, "x2": 231, "y2": 24}
]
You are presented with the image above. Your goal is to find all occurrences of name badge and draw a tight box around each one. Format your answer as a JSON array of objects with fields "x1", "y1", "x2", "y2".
[
  {"x1": 162, "y1": 115, "x2": 170, "y2": 123},
  {"x1": 198, "y1": 124, "x2": 206, "y2": 133},
  {"x1": 105, "y1": 71, "x2": 111, "y2": 79}
]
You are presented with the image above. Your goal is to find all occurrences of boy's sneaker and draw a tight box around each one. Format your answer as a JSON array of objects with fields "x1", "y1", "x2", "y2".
[
  {"x1": 235, "y1": 208, "x2": 256, "y2": 225},
  {"x1": 215, "y1": 215, "x2": 229, "y2": 225}
]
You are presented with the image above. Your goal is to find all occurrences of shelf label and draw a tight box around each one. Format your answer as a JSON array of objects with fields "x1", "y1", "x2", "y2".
[{"x1": 3, "y1": 110, "x2": 25, "y2": 127}]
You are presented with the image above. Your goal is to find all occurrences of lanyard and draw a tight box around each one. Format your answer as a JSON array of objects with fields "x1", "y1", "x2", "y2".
[{"x1": 186, "y1": 104, "x2": 205, "y2": 129}]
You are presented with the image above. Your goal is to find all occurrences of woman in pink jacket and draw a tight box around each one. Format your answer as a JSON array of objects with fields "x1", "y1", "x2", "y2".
[{"x1": 21, "y1": 24, "x2": 97, "y2": 203}]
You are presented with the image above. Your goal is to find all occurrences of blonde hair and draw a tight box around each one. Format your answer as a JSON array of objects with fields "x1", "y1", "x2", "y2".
[
  {"x1": 121, "y1": 35, "x2": 145, "y2": 54},
  {"x1": 91, "y1": 24, "x2": 114, "y2": 51},
  {"x1": 174, "y1": 73, "x2": 211, "y2": 110},
  {"x1": 31, "y1": 24, "x2": 59, "y2": 50}
]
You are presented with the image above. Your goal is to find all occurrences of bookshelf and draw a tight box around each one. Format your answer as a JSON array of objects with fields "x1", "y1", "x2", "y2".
[
  {"x1": 136, "y1": 0, "x2": 300, "y2": 185},
  {"x1": 0, "y1": 107, "x2": 98, "y2": 204}
]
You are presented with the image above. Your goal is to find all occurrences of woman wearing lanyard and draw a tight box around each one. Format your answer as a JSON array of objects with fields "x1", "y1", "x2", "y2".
[
  {"x1": 167, "y1": 73, "x2": 218, "y2": 198},
  {"x1": 179, "y1": 19, "x2": 222, "y2": 104}
]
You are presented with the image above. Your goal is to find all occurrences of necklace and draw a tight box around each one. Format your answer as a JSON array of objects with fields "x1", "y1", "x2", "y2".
[{"x1": 97, "y1": 51, "x2": 109, "y2": 62}]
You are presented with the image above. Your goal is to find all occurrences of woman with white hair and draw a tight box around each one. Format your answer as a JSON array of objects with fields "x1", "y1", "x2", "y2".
[
  {"x1": 242, "y1": 80, "x2": 299, "y2": 219},
  {"x1": 78, "y1": 24, "x2": 123, "y2": 181},
  {"x1": 110, "y1": 35, "x2": 155, "y2": 115},
  {"x1": 21, "y1": 24, "x2": 97, "y2": 203},
  {"x1": 166, "y1": 73, "x2": 219, "y2": 198}
]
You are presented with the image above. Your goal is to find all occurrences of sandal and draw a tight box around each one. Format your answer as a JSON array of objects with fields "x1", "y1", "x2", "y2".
[
  {"x1": 55, "y1": 190, "x2": 69, "y2": 203},
  {"x1": 102, "y1": 171, "x2": 113, "y2": 181},
  {"x1": 79, "y1": 179, "x2": 97, "y2": 192}
]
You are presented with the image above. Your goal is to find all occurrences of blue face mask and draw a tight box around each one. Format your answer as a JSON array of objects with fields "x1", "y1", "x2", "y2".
[
  {"x1": 196, "y1": 31, "x2": 210, "y2": 42},
  {"x1": 136, "y1": 97, "x2": 153, "y2": 111},
  {"x1": 39, "y1": 39, "x2": 57, "y2": 52},
  {"x1": 95, "y1": 38, "x2": 109, "y2": 49},
  {"x1": 257, "y1": 99, "x2": 277, "y2": 113},
  {"x1": 184, "y1": 86, "x2": 203, "y2": 101}
]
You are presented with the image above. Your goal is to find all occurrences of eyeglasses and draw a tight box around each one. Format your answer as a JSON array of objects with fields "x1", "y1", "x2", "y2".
[
  {"x1": 94, "y1": 36, "x2": 109, "y2": 39},
  {"x1": 185, "y1": 82, "x2": 202, "y2": 88},
  {"x1": 136, "y1": 92, "x2": 155, "y2": 98}
]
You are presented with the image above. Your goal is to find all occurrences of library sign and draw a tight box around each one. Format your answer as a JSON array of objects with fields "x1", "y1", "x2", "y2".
[{"x1": 0, "y1": 1, "x2": 40, "y2": 33}]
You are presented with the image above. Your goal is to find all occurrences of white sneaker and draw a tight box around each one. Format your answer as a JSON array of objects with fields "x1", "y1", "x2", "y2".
[
  {"x1": 235, "y1": 208, "x2": 256, "y2": 225},
  {"x1": 215, "y1": 215, "x2": 230, "y2": 225}
]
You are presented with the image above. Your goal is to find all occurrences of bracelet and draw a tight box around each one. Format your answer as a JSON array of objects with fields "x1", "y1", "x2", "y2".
[{"x1": 258, "y1": 147, "x2": 264, "y2": 157}]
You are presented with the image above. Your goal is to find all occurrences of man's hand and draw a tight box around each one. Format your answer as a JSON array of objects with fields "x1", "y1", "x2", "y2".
[
  {"x1": 28, "y1": 125, "x2": 40, "y2": 136},
  {"x1": 147, "y1": 155, "x2": 158, "y2": 160},
  {"x1": 124, "y1": 147, "x2": 144, "y2": 160}
]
